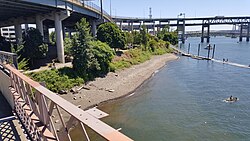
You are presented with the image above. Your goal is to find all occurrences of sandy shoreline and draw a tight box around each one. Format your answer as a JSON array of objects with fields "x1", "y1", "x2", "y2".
[{"x1": 60, "y1": 53, "x2": 178, "y2": 110}]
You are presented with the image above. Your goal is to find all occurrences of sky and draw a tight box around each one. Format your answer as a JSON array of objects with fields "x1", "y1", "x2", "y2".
[{"x1": 90, "y1": 0, "x2": 250, "y2": 30}]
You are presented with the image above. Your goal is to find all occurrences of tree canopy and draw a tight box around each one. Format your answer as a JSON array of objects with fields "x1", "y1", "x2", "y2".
[
  {"x1": 21, "y1": 27, "x2": 48, "y2": 66},
  {"x1": 72, "y1": 18, "x2": 114, "y2": 80},
  {"x1": 97, "y1": 22, "x2": 125, "y2": 50}
]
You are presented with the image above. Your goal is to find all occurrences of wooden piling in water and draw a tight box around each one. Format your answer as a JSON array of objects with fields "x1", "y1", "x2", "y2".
[
  {"x1": 188, "y1": 43, "x2": 190, "y2": 54},
  {"x1": 207, "y1": 45, "x2": 211, "y2": 59},
  {"x1": 212, "y1": 44, "x2": 216, "y2": 59},
  {"x1": 197, "y1": 44, "x2": 200, "y2": 56}
]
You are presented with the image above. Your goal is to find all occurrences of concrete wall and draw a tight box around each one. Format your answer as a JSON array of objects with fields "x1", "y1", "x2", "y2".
[{"x1": 0, "y1": 70, "x2": 13, "y2": 109}]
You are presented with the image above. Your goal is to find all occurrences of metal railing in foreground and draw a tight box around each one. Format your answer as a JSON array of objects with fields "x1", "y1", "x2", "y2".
[{"x1": 4, "y1": 64, "x2": 133, "y2": 141}]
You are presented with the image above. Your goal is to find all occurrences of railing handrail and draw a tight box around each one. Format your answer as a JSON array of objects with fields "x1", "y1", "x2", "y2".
[{"x1": 5, "y1": 64, "x2": 133, "y2": 141}]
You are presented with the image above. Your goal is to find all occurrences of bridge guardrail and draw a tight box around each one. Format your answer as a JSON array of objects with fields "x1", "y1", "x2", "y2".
[
  {"x1": 4, "y1": 64, "x2": 133, "y2": 141},
  {"x1": 66, "y1": 0, "x2": 112, "y2": 21}
]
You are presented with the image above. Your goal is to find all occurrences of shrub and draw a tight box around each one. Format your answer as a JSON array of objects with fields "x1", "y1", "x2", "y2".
[
  {"x1": 28, "y1": 67, "x2": 83, "y2": 93},
  {"x1": 97, "y1": 22, "x2": 125, "y2": 50}
]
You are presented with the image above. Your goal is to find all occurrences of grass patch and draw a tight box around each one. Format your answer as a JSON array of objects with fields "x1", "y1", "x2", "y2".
[
  {"x1": 27, "y1": 67, "x2": 84, "y2": 93},
  {"x1": 110, "y1": 41, "x2": 173, "y2": 70}
]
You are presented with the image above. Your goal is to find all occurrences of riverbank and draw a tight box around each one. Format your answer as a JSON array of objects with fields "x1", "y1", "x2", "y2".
[{"x1": 60, "y1": 53, "x2": 178, "y2": 110}]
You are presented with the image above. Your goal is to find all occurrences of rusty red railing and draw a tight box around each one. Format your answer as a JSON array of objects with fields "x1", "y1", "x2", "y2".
[{"x1": 3, "y1": 64, "x2": 132, "y2": 141}]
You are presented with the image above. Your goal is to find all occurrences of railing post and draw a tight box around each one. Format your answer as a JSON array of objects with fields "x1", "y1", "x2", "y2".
[{"x1": 12, "y1": 54, "x2": 18, "y2": 69}]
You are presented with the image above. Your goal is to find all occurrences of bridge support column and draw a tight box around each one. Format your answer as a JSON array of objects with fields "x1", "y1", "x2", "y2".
[
  {"x1": 90, "y1": 20, "x2": 97, "y2": 36},
  {"x1": 239, "y1": 24, "x2": 243, "y2": 42},
  {"x1": 201, "y1": 25, "x2": 204, "y2": 43},
  {"x1": 14, "y1": 22, "x2": 22, "y2": 45},
  {"x1": 182, "y1": 21, "x2": 185, "y2": 44},
  {"x1": 43, "y1": 25, "x2": 50, "y2": 43},
  {"x1": 247, "y1": 23, "x2": 250, "y2": 42},
  {"x1": 130, "y1": 22, "x2": 133, "y2": 32},
  {"x1": 120, "y1": 21, "x2": 123, "y2": 30},
  {"x1": 201, "y1": 24, "x2": 210, "y2": 43},
  {"x1": 54, "y1": 11, "x2": 70, "y2": 63},
  {"x1": 153, "y1": 22, "x2": 156, "y2": 35},
  {"x1": 207, "y1": 24, "x2": 210, "y2": 43},
  {"x1": 36, "y1": 15, "x2": 45, "y2": 38}
]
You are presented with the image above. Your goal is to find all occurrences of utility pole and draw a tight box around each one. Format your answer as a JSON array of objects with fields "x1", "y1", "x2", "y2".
[
  {"x1": 100, "y1": 0, "x2": 103, "y2": 19},
  {"x1": 110, "y1": 0, "x2": 112, "y2": 17},
  {"x1": 149, "y1": 7, "x2": 152, "y2": 19}
]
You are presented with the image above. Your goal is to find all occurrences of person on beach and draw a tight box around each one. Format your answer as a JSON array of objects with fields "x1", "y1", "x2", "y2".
[{"x1": 223, "y1": 58, "x2": 225, "y2": 62}]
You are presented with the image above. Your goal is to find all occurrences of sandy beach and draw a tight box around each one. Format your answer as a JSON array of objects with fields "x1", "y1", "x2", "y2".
[{"x1": 60, "y1": 53, "x2": 178, "y2": 110}]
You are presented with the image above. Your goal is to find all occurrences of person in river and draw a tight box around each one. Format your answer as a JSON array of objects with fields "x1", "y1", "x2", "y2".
[{"x1": 229, "y1": 95, "x2": 233, "y2": 101}]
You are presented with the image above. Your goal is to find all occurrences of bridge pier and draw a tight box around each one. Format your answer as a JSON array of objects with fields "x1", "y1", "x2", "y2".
[
  {"x1": 239, "y1": 23, "x2": 250, "y2": 42},
  {"x1": 90, "y1": 20, "x2": 97, "y2": 36},
  {"x1": 177, "y1": 20, "x2": 185, "y2": 44},
  {"x1": 119, "y1": 21, "x2": 123, "y2": 30},
  {"x1": 54, "y1": 11, "x2": 70, "y2": 63},
  {"x1": 247, "y1": 23, "x2": 250, "y2": 42},
  {"x1": 35, "y1": 15, "x2": 45, "y2": 38},
  {"x1": 201, "y1": 24, "x2": 210, "y2": 43},
  {"x1": 14, "y1": 22, "x2": 22, "y2": 45},
  {"x1": 43, "y1": 25, "x2": 50, "y2": 43}
]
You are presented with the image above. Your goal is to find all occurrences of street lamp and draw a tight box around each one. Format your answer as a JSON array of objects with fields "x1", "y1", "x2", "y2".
[{"x1": 178, "y1": 13, "x2": 185, "y2": 19}]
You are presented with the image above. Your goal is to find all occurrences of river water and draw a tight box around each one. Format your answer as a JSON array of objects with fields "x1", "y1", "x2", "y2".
[{"x1": 98, "y1": 37, "x2": 250, "y2": 141}]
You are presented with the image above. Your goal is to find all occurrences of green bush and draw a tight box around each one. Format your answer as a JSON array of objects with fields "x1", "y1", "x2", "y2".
[
  {"x1": 28, "y1": 67, "x2": 83, "y2": 93},
  {"x1": 89, "y1": 41, "x2": 114, "y2": 76},
  {"x1": 97, "y1": 22, "x2": 125, "y2": 50}
]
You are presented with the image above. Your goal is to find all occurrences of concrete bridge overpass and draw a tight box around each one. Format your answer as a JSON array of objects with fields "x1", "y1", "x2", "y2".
[
  {"x1": 0, "y1": 0, "x2": 112, "y2": 63},
  {"x1": 113, "y1": 16, "x2": 250, "y2": 43}
]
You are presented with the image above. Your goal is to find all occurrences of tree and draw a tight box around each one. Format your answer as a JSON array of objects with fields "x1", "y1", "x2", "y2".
[
  {"x1": 21, "y1": 27, "x2": 48, "y2": 66},
  {"x1": 163, "y1": 32, "x2": 178, "y2": 45},
  {"x1": 140, "y1": 24, "x2": 149, "y2": 50},
  {"x1": 132, "y1": 31, "x2": 141, "y2": 45},
  {"x1": 72, "y1": 18, "x2": 114, "y2": 80},
  {"x1": 97, "y1": 22, "x2": 125, "y2": 50},
  {"x1": 89, "y1": 41, "x2": 114, "y2": 76},
  {"x1": 0, "y1": 36, "x2": 11, "y2": 52},
  {"x1": 72, "y1": 18, "x2": 93, "y2": 77}
]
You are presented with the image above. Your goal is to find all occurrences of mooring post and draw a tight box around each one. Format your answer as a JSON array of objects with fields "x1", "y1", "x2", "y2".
[
  {"x1": 188, "y1": 43, "x2": 190, "y2": 54},
  {"x1": 198, "y1": 44, "x2": 200, "y2": 56},
  {"x1": 207, "y1": 46, "x2": 211, "y2": 59},
  {"x1": 212, "y1": 44, "x2": 216, "y2": 59}
]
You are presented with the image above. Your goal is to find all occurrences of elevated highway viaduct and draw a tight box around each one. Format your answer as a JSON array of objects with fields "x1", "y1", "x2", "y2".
[
  {"x1": 0, "y1": 0, "x2": 112, "y2": 63},
  {"x1": 113, "y1": 16, "x2": 250, "y2": 43}
]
